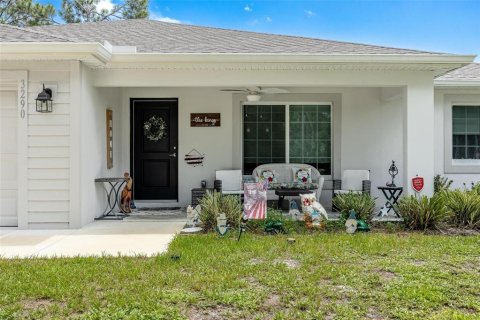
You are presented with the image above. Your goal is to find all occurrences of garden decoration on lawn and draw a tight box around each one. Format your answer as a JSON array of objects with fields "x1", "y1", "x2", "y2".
[
  {"x1": 216, "y1": 213, "x2": 229, "y2": 236},
  {"x1": 263, "y1": 211, "x2": 287, "y2": 234},
  {"x1": 264, "y1": 220, "x2": 286, "y2": 234},
  {"x1": 237, "y1": 215, "x2": 249, "y2": 241},
  {"x1": 345, "y1": 209, "x2": 371, "y2": 233},
  {"x1": 244, "y1": 182, "x2": 268, "y2": 220},
  {"x1": 345, "y1": 210, "x2": 358, "y2": 234},
  {"x1": 288, "y1": 200, "x2": 302, "y2": 221},
  {"x1": 120, "y1": 172, "x2": 133, "y2": 214},
  {"x1": 300, "y1": 193, "x2": 328, "y2": 229},
  {"x1": 356, "y1": 219, "x2": 371, "y2": 232},
  {"x1": 238, "y1": 182, "x2": 268, "y2": 241},
  {"x1": 186, "y1": 205, "x2": 201, "y2": 227},
  {"x1": 411, "y1": 175, "x2": 425, "y2": 195},
  {"x1": 182, "y1": 205, "x2": 203, "y2": 234}
]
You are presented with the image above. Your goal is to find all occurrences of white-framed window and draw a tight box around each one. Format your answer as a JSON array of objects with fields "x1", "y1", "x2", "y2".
[
  {"x1": 444, "y1": 97, "x2": 480, "y2": 174},
  {"x1": 452, "y1": 105, "x2": 480, "y2": 160},
  {"x1": 242, "y1": 102, "x2": 332, "y2": 175}
]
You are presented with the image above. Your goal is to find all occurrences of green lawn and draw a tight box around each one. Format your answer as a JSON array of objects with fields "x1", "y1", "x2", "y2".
[{"x1": 0, "y1": 233, "x2": 479, "y2": 320}]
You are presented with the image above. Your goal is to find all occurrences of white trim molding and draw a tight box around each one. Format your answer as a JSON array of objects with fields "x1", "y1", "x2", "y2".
[
  {"x1": 0, "y1": 42, "x2": 475, "y2": 75},
  {"x1": 444, "y1": 97, "x2": 480, "y2": 174},
  {"x1": 435, "y1": 80, "x2": 480, "y2": 88},
  {"x1": 69, "y1": 61, "x2": 82, "y2": 228},
  {"x1": 0, "y1": 70, "x2": 28, "y2": 228}
]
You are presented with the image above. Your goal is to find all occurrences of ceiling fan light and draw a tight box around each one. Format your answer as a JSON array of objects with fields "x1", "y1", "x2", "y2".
[{"x1": 246, "y1": 94, "x2": 261, "y2": 102}]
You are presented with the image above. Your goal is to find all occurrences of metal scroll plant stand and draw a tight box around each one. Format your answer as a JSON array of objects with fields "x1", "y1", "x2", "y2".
[{"x1": 94, "y1": 177, "x2": 127, "y2": 220}]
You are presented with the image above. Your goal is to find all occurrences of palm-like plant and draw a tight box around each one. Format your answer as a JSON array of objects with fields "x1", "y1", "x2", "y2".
[
  {"x1": 442, "y1": 190, "x2": 480, "y2": 229},
  {"x1": 198, "y1": 191, "x2": 243, "y2": 232},
  {"x1": 332, "y1": 193, "x2": 376, "y2": 221},
  {"x1": 396, "y1": 195, "x2": 451, "y2": 230}
]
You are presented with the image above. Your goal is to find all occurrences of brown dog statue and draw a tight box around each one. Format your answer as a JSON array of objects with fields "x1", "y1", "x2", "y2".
[{"x1": 120, "y1": 172, "x2": 133, "y2": 213}]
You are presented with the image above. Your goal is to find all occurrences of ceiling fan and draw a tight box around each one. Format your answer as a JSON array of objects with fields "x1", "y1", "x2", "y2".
[{"x1": 220, "y1": 87, "x2": 289, "y2": 101}]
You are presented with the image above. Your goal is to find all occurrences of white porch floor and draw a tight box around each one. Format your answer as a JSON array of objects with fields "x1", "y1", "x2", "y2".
[{"x1": 0, "y1": 219, "x2": 186, "y2": 259}]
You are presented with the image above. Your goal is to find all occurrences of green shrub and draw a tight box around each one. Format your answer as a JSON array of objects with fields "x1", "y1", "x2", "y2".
[
  {"x1": 332, "y1": 192, "x2": 376, "y2": 221},
  {"x1": 396, "y1": 195, "x2": 450, "y2": 230},
  {"x1": 198, "y1": 191, "x2": 243, "y2": 232},
  {"x1": 442, "y1": 189, "x2": 480, "y2": 229},
  {"x1": 434, "y1": 175, "x2": 453, "y2": 194}
]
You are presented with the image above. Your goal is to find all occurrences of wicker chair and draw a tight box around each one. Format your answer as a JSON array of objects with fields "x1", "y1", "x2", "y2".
[{"x1": 214, "y1": 170, "x2": 244, "y2": 196}]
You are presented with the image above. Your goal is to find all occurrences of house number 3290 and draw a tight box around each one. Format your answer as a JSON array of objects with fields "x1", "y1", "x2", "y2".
[{"x1": 20, "y1": 79, "x2": 26, "y2": 119}]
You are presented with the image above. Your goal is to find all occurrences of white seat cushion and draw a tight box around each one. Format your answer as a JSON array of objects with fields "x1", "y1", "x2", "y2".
[
  {"x1": 216, "y1": 170, "x2": 243, "y2": 192},
  {"x1": 342, "y1": 170, "x2": 370, "y2": 191},
  {"x1": 222, "y1": 190, "x2": 244, "y2": 195},
  {"x1": 334, "y1": 189, "x2": 363, "y2": 195}
]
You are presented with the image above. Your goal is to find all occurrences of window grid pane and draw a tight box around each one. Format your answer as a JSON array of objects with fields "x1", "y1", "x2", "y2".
[
  {"x1": 243, "y1": 105, "x2": 286, "y2": 174},
  {"x1": 289, "y1": 105, "x2": 332, "y2": 175},
  {"x1": 453, "y1": 105, "x2": 480, "y2": 160}
]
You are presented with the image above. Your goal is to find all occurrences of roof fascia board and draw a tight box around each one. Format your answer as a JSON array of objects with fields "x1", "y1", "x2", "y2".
[
  {"x1": 0, "y1": 42, "x2": 475, "y2": 70},
  {"x1": 0, "y1": 42, "x2": 111, "y2": 64},
  {"x1": 434, "y1": 80, "x2": 480, "y2": 88},
  {"x1": 109, "y1": 53, "x2": 476, "y2": 64}
]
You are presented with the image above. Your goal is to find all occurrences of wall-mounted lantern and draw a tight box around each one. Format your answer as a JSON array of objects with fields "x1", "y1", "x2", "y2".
[{"x1": 35, "y1": 84, "x2": 53, "y2": 113}]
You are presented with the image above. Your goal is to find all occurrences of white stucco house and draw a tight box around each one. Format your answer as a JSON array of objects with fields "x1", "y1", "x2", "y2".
[{"x1": 0, "y1": 19, "x2": 478, "y2": 229}]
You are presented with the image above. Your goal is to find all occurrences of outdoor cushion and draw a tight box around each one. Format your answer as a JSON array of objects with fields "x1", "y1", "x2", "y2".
[
  {"x1": 333, "y1": 190, "x2": 363, "y2": 195},
  {"x1": 215, "y1": 170, "x2": 243, "y2": 192},
  {"x1": 291, "y1": 167, "x2": 313, "y2": 183},
  {"x1": 256, "y1": 169, "x2": 278, "y2": 183},
  {"x1": 222, "y1": 190, "x2": 245, "y2": 195},
  {"x1": 341, "y1": 170, "x2": 370, "y2": 191}
]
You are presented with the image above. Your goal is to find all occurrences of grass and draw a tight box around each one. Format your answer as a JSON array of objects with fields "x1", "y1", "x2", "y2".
[{"x1": 0, "y1": 233, "x2": 479, "y2": 319}]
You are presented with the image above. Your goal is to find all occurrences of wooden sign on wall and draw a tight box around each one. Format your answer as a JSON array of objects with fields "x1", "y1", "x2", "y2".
[
  {"x1": 190, "y1": 113, "x2": 221, "y2": 127},
  {"x1": 106, "y1": 109, "x2": 113, "y2": 169}
]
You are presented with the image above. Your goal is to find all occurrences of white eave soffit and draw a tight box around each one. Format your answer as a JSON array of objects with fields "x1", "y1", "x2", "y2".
[{"x1": 0, "y1": 42, "x2": 476, "y2": 72}]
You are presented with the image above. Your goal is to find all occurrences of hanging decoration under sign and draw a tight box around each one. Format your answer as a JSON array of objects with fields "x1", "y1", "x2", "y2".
[{"x1": 184, "y1": 149, "x2": 205, "y2": 166}]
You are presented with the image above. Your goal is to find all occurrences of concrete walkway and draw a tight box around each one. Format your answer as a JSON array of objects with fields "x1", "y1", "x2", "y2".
[{"x1": 0, "y1": 219, "x2": 186, "y2": 259}]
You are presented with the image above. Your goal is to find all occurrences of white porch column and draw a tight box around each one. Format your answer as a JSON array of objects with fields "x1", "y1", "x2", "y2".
[{"x1": 403, "y1": 78, "x2": 435, "y2": 196}]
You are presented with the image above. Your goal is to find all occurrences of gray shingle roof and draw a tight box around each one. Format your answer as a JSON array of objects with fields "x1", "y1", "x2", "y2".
[
  {"x1": 0, "y1": 24, "x2": 71, "y2": 42},
  {"x1": 435, "y1": 63, "x2": 480, "y2": 81},
  {"x1": 11, "y1": 19, "x2": 443, "y2": 55}
]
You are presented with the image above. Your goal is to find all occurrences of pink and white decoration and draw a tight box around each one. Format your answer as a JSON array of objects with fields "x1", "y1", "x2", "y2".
[{"x1": 243, "y1": 182, "x2": 268, "y2": 220}]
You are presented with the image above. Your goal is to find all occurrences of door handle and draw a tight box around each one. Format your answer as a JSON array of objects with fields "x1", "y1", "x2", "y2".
[{"x1": 169, "y1": 153, "x2": 177, "y2": 158}]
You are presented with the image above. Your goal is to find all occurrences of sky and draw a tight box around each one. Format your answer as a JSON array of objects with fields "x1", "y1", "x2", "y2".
[{"x1": 41, "y1": 0, "x2": 479, "y2": 60}]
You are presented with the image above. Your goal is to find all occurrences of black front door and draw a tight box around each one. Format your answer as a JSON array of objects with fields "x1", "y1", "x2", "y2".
[{"x1": 131, "y1": 99, "x2": 178, "y2": 200}]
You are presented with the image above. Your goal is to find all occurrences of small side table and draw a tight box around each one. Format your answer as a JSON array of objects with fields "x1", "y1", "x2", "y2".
[
  {"x1": 95, "y1": 177, "x2": 127, "y2": 220},
  {"x1": 377, "y1": 186, "x2": 403, "y2": 217},
  {"x1": 191, "y1": 188, "x2": 214, "y2": 206}
]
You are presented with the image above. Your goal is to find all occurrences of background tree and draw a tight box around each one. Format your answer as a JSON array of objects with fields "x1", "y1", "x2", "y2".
[
  {"x1": 60, "y1": 0, "x2": 148, "y2": 23},
  {"x1": 0, "y1": 0, "x2": 56, "y2": 26}
]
